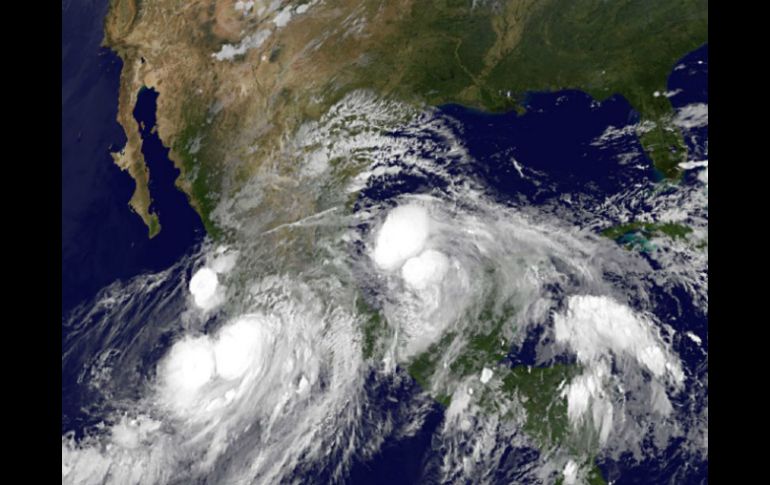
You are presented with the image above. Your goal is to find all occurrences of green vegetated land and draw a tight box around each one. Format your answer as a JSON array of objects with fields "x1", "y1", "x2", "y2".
[
  {"x1": 601, "y1": 221, "x2": 694, "y2": 251},
  {"x1": 108, "y1": 0, "x2": 707, "y2": 238},
  {"x1": 366, "y1": 0, "x2": 707, "y2": 178},
  {"x1": 171, "y1": 98, "x2": 226, "y2": 239},
  {"x1": 354, "y1": 268, "x2": 615, "y2": 480},
  {"x1": 175, "y1": 0, "x2": 707, "y2": 235},
  {"x1": 482, "y1": 0, "x2": 707, "y2": 179},
  {"x1": 400, "y1": 300, "x2": 606, "y2": 482},
  {"x1": 354, "y1": 4, "x2": 707, "y2": 481},
  {"x1": 602, "y1": 221, "x2": 693, "y2": 241}
]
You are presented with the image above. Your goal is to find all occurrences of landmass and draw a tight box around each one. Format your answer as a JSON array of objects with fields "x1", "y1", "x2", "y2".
[
  {"x1": 601, "y1": 221, "x2": 693, "y2": 241},
  {"x1": 601, "y1": 221, "x2": 697, "y2": 252},
  {"x1": 103, "y1": 0, "x2": 707, "y2": 237},
  {"x1": 400, "y1": 296, "x2": 606, "y2": 482},
  {"x1": 101, "y1": 1, "x2": 706, "y2": 479}
]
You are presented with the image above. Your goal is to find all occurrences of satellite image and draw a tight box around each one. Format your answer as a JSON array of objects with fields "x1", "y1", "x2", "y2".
[{"x1": 61, "y1": 0, "x2": 708, "y2": 483}]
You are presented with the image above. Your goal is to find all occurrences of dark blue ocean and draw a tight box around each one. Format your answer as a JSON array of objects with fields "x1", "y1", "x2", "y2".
[
  {"x1": 351, "y1": 44, "x2": 708, "y2": 484},
  {"x1": 62, "y1": 0, "x2": 204, "y2": 437},
  {"x1": 61, "y1": 0, "x2": 706, "y2": 479},
  {"x1": 62, "y1": 0, "x2": 204, "y2": 319}
]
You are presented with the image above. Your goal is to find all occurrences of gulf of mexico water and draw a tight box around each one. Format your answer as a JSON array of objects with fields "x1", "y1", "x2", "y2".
[
  {"x1": 347, "y1": 44, "x2": 708, "y2": 484},
  {"x1": 61, "y1": 0, "x2": 707, "y2": 478}
]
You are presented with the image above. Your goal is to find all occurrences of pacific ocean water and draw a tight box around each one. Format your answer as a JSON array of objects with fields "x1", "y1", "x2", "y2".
[
  {"x1": 62, "y1": 0, "x2": 204, "y2": 319},
  {"x1": 61, "y1": 0, "x2": 707, "y2": 479},
  {"x1": 351, "y1": 44, "x2": 708, "y2": 484},
  {"x1": 62, "y1": 0, "x2": 204, "y2": 437}
]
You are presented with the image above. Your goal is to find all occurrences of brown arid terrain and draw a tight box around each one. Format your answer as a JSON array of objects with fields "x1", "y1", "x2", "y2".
[{"x1": 103, "y1": 0, "x2": 707, "y2": 238}]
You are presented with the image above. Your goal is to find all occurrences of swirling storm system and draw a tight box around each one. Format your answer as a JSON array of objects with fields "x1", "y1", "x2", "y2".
[{"x1": 62, "y1": 1, "x2": 707, "y2": 483}]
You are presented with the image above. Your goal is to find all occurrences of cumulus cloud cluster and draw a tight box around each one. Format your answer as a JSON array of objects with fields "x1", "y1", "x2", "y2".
[
  {"x1": 188, "y1": 247, "x2": 238, "y2": 311},
  {"x1": 372, "y1": 204, "x2": 432, "y2": 271},
  {"x1": 369, "y1": 202, "x2": 465, "y2": 358},
  {"x1": 401, "y1": 249, "x2": 449, "y2": 290},
  {"x1": 158, "y1": 314, "x2": 274, "y2": 415},
  {"x1": 189, "y1": 267, "x2": 220, "y2": 310},
  {"x1": 62, "y1": 87, "x2": 706, "y2": 484},
  {"x1": 555, "y1": 295, "x2": 684, "y2": 444},
  {"x1": 554, "y1": 295, "x2": 684, "y2": 384}
]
